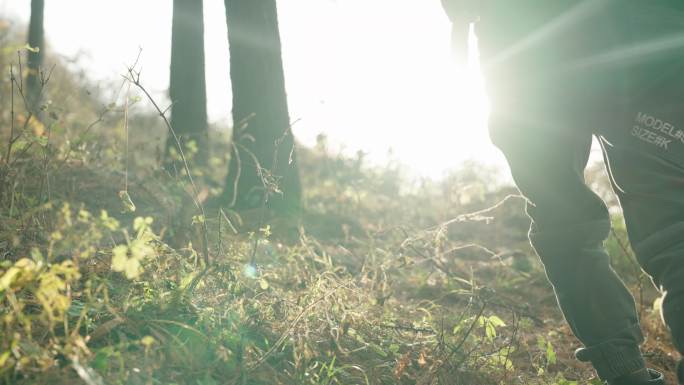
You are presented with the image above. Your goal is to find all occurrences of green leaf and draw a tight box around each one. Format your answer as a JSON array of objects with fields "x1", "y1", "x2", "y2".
[
  {"x1": 537, "y1": 336, "x2": 546, "y2": 350},
  {"x1": 192, "y1": 215, "x2": 205, "y2": 225},
  {"x1": 485, "y1": 322, "x2": 496, "y2": 340},
  {"x1": 479, "y1": 316, "x2": 503, "y2": 341},
  {"x1": 92, "y1": 349, "x2": 111, "y2": 372},
  {"x1": 488, "y1": 315, "x2": 506, "y2": 327},
  {"x1": 546, "y1": 341, "x2": 557, "y2": 365},
  {"x1": 369, "y1": 343, "x2": 387, "y2": 357}
]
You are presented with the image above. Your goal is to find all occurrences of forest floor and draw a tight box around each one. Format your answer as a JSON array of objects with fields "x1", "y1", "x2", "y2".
[
  {"x1": 0, "y1": 136, "x2": 679, "y2": 385},
  {"x1": 0, "y1": 23, "x2": 681, "y2": 385}
]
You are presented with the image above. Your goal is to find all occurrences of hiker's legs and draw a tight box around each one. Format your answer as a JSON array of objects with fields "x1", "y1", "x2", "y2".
[
  {"x1": 600, "y1": 142, "x2": 684, "y2": 355},
  {"x1": 490, "y1": 126, "x2": 646, "y2": 381},
  {"x1": 476, "y1": 2, "x2": 653, "y2": 380}
]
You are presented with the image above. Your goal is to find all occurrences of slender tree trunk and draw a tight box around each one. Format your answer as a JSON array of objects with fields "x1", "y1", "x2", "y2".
[
  {"x1": 26, "y1": 0, "x2": 45, "y2": 113},
  {"x1": 223, "y1": 0, "x2": 301, "y2": 215},
  {"x1": 167, "y1": 0, "x2": 209, "y2": 169}
]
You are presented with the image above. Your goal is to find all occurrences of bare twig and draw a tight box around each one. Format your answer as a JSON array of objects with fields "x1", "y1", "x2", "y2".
[
  {"x1": 123, "y1": 82, "x2": 130, "y2": 192},
  {"x1": 227, "y1": 142, "x2": 241, "y2": 208},
  {"x1": 401, "y1": 195, "x2": 524, "y2": 249},
  {"x1": 123, "y1": 60, "x2": 211, "y2": 273},
  {"x1": 440, "y1": 194, "x2": 524, "y2": 228},
  {"x1": 17, "y1": 51, "x2": 24, "y2": 95},
  {"x1": 4, "y1": 66, "x2": 36, "y2": 165},
  {"x1": 5, "y1": 66, "x2": 16, "y2": 165},
  {"x1": 375, "y1": 322, "x2": 435, "y2": 335}
]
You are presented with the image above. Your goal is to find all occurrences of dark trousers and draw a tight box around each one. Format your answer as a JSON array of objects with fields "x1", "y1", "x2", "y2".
[
  {"x1": 476, "y1": 1, "x2": 684, "y2": 380},
  {"x1": 491, "y1": 123, "x2": 640, "y2": 380},
  {"x1": 490, "y1": 117, "x2": 684, "y2": 381}
]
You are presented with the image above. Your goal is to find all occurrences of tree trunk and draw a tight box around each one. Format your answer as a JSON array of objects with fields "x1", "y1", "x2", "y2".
[
  {"x1": 223, "y1": 0, "x2": 301, "y2": 215},
  {"x1": 26, "y1": 0, "x2": 45, "y2": 113},
  {"x1": 167, "y1": 0, "x2": 209, "y2": 169}
]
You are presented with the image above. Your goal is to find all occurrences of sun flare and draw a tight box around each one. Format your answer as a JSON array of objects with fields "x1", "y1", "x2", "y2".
[{"x1": 276, "y1": 0, "x2": 502, "y2": 178}]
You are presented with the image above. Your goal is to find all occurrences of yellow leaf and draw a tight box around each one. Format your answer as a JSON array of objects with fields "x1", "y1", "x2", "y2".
[
  {"x1": 0, "y1": 351, "x2": 10, "y2": 367},
  {"x1": 141, "y1": 336, "x2": 156, "y2": 347},
  {"x1": 133, "y1": 216, "x2": 153, "y2": 232},
  {"x1": 0, "y1": 258, "x2": 38, "y2": 292},
  {"x1": 489, "y1": 315, "x2": 506, "y2": 327},
  {"x1": 111, "y1": 246, "x2": 128, "y2": 272},
  {"x1": 100, "y1": 210, "x2": 120, "y2": 231},
  {"x1": 124, "y1": 257, "x2": 141, "y2": 279},
  {"x1": 23, "y1": 43, "x2": 40, "y2": 53},
  {"x1": 0, "y1": 267, "x2": 21, "y2": 292},
  {"x1": 129, "y1": 239, "x2": 154, "y2": 260}
]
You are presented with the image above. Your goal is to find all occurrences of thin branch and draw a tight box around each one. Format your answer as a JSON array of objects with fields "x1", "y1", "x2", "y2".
[
  {"x1": 123, "y1": 82, "x2": 130, "y2": 192},
  {"x1": 124, "y1": 64, "x2": 210, "y2": 270},
  {"x1": 5, "y1": 66, "x2": 16, "y2": 165},
  {"x1": 441, "y1": 194, "x2": 524, "y2": 227}
]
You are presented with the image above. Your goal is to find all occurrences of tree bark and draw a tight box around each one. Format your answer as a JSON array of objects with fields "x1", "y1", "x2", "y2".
[
  {"x1": 223, "y1": 0, "x2": 301, "y2": 215},
  {"x1": 167, "y1": 0, "x2": 209, "y2": 169},
  {"x1": 26, "y1": 0, "x2": 45, "y2": 113}
]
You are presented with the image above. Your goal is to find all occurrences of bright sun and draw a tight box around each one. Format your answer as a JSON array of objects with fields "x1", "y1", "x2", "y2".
[{"x1": 276, "y1": 0, "x2": 501, "y2": 178}]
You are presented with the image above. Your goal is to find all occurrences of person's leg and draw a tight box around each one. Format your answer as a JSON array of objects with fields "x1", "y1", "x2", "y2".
[
  {"x1": 490, "y1": 125, "x2": 649, "y2": 382},
  {"x1": 476, "y1": 2, "x2": 669, "y2": 382},
  {"x1": 600, "y1": 140, "x2": 684, "y2": 359},
  {"x1": 595, "y1": 3, "x2": 684, "y2": 380}
]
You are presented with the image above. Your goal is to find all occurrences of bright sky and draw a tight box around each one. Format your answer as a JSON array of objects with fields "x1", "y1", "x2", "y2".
[{"x1": 1, "y1": 0, "x2": 507, "y2": 178}]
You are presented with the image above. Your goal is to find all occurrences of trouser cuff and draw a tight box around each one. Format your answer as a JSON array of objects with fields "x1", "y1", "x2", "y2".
[{"x1": 575, "y1": 343, "x2": 646, "y2": 381}]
